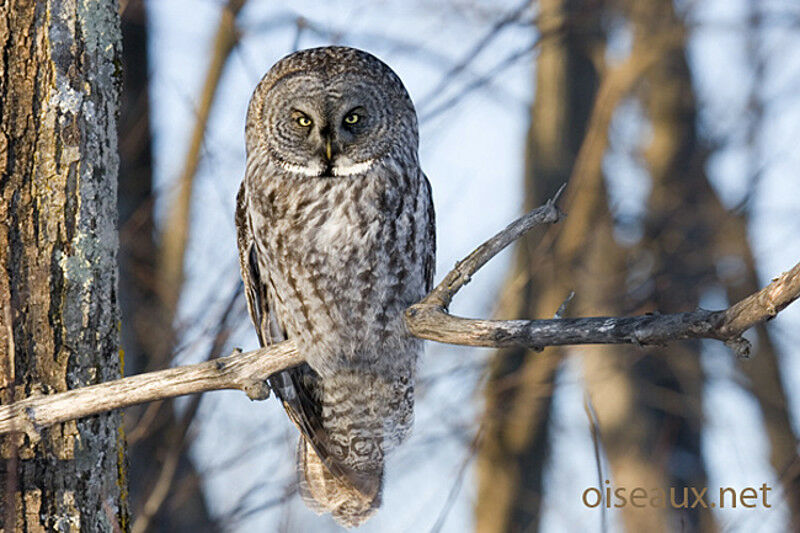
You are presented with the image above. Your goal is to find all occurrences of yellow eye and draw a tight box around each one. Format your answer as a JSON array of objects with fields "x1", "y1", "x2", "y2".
[
  {"x1": 296, "y1": 115, "x2": 312, "y2": 127},
  {"x1": 344, "y1": 112, "x2": 359, "y2": 125}
]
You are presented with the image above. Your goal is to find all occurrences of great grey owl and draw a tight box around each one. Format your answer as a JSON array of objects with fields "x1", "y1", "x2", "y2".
[{"x1": 235, "y1": 46, "x2": 435, "y2": 527}]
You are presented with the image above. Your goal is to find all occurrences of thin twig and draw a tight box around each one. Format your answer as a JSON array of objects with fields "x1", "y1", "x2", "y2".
[
  {"x1": 418, "y1": 0, "x2": 531, "y2": 110},
  {"x1": 554, "y1": 291, "x2": 575, "y2": 319},
  {"x1": 429, "y1": 430, "x2": 480, "y2": 533},
  {"x1": 421, "y1": 184, "x2": 566, "y2": 309},
  {"x1": 583, "y1": 391, "x2": 607, "y2": 533}
]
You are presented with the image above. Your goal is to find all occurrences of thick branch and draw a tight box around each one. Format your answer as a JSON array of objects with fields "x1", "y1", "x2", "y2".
[
  {"x1": 1, "y1": 191, "x2": 798, "y2": 436},
  {"x1": 0, "y1": 342, "x2": 300, "y2": 437},
  {"x1": 406, "y1": 308, "x2": 743, "y2": 351}
]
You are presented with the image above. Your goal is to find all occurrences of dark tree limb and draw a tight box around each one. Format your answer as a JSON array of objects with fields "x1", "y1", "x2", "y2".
[{"x1": 1, "y1": 189, "x2": 798, "y2": 436}]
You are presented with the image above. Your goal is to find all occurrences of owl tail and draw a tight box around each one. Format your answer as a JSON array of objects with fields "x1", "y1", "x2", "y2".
[{"x1": 297, "y1": 437, "x2": 383, "y2": 528}]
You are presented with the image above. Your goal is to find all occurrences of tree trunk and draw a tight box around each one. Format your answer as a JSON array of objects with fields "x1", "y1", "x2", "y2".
[
  {"x1": 585, "y1": 2, "x2": 716, "y2": 530},
  {"x1": 0, "y1": 1, "x2": 128, "y2": 531},
  {"x1": 475, "y1": 1, "x2": 604, "y2": 530}
]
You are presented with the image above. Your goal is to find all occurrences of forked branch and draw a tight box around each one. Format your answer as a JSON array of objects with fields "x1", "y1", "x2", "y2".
[
  {"x1": 404, "y1": 189, "x2": 800, "y2": 358},
  {"x1": 1, "y1": 188, "x2": 798, "y2": 437}
]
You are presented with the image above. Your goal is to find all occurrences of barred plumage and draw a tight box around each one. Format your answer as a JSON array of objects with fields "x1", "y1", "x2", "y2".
[{"x1": 236, "y1": 46, "x2": 435, "y2": 527}]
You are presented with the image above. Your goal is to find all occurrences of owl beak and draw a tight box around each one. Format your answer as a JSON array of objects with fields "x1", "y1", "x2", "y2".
[{"x1": 325, "y1": 138, "x2": 332, "y2": 161}]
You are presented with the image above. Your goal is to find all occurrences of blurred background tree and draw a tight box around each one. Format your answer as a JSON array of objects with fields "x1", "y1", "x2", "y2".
[{"x1": 118, "y1": 1, "x2": 219, "y2": 531}]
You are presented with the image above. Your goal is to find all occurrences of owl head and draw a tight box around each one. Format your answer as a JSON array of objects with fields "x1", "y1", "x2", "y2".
[{"x1": 246, "y1": 46, "x2": 419, "y2": 178}]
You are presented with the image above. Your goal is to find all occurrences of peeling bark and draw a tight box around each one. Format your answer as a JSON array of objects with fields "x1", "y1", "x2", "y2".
[{"x1": 0, "y1": 1, "x2": 127, "y2": 531}]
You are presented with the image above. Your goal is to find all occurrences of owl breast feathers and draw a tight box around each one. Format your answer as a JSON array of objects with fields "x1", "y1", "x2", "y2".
[{"x1": 235, "y1": 46, "x2": 435, "y2": 527}]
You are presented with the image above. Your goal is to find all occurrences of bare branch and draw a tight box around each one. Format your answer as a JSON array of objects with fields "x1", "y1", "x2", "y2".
[
  {"x1": 0, "y1": 342, "x2": 300, "y2": 438},
  {"x1": 719, "y1": 262, "x2": 800, "y2": 336}
]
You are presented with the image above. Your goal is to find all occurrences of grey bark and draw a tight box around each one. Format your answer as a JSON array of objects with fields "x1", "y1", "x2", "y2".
[{"x1": 0, "y1": 1, "x2": 128, "y2": 531}]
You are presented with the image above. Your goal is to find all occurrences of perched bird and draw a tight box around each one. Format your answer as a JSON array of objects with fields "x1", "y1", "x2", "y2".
[{"x1": 236, "y1": 46, "x2": 435, "y2": 527}]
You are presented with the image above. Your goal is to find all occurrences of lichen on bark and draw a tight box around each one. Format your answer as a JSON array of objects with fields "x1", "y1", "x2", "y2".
[{"x1": 0, "y1": 1, "x2": 128, "y2": 531}]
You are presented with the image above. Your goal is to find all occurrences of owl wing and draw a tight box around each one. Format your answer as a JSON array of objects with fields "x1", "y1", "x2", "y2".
[
  {"x1": 236, "y1": 183, "x2": 274, "y2": 346},
  {"x1": 422, "y1": 172, "x2": 436, "y2": 293},
  {"x1": 235, "y1": 182, "x2": 355, "y2": 485}
]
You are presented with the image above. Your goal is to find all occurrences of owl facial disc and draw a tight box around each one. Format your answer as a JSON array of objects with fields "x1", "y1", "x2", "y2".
[{"x1": 249, "y1": 46, "x2": 419, "y2": 181}]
